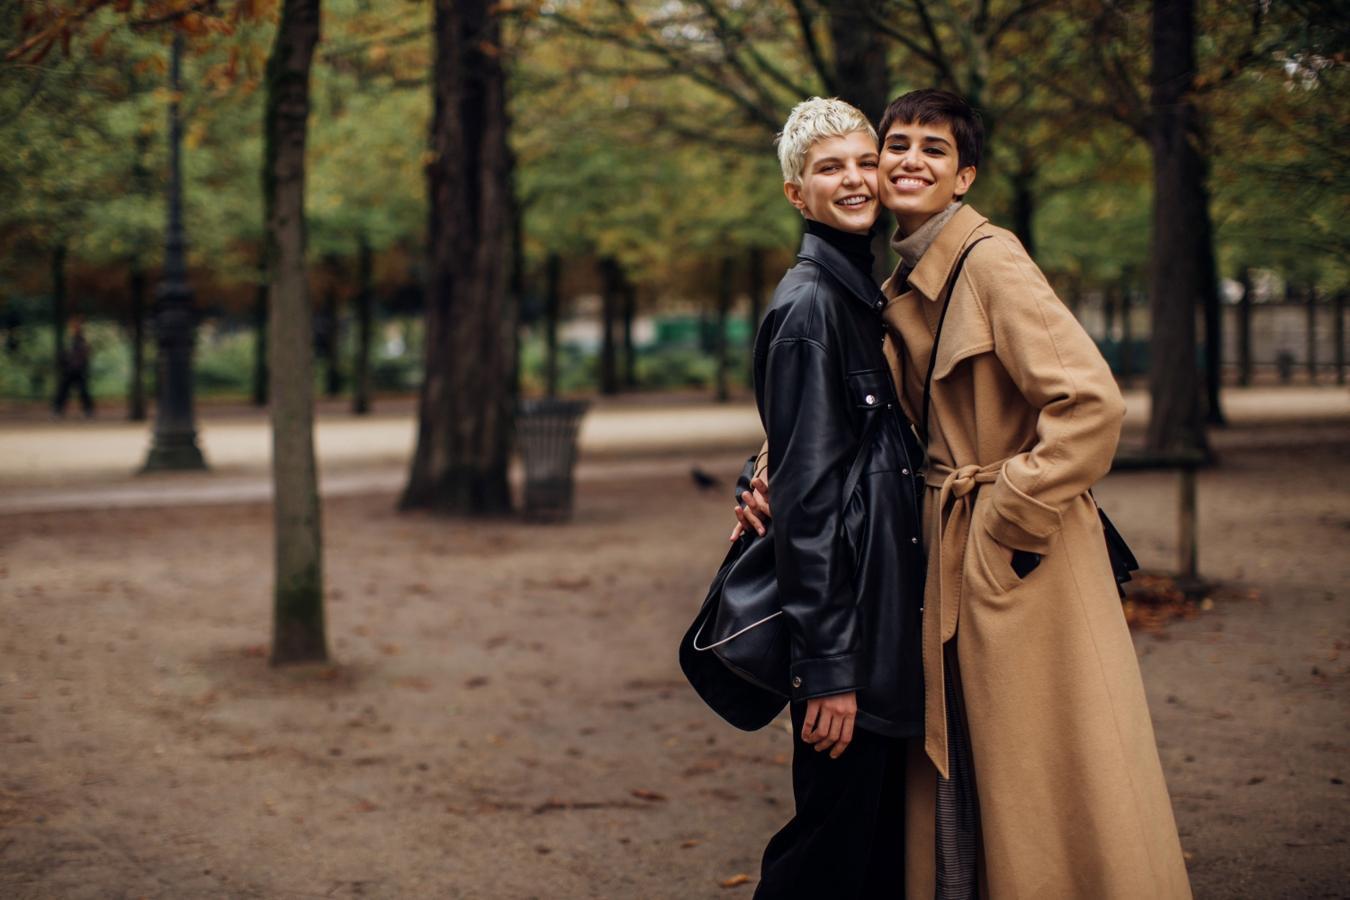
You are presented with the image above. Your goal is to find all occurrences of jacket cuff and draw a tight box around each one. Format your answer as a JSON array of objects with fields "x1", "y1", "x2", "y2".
[
  {"x1": 983, "y1": 468, "x2": 1061, "y2": 555},
  {"x1": 734, "y1": 455, "x2": 757, "y2": 503},
  {"x1": 789, "y1": 652, "x2": 862, "y2": 701}
]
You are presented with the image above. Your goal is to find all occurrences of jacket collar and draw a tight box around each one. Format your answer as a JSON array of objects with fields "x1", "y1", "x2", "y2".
[
  {"x1": 881, "y1": 204, "x2": 989, "y2": 303},
  {"x1": 797, "y1": 232, "x2": 887, "y2": 315}
]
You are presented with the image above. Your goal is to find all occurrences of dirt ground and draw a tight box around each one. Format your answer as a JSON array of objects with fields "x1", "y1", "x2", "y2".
[{"x1": 1, "y1": 422, "x2": 1347, "y2": 899}]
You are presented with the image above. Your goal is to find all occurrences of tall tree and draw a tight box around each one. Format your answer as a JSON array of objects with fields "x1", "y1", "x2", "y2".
[
  {"x1": 598, "y1": 256, "x2": 622, "y2": 395},
  {"x1": 402, "y1": 0, "x2": 516, "y2": 514},
  {"x1": 263, "y1": 0, "x2": 327, "y2": 664},
  {"x1": 1146, "y1": 0, "x2": 1208, "y2": 455},
  {"x1": 351, "y1": 235, "x2": 373, "y2": 415}
]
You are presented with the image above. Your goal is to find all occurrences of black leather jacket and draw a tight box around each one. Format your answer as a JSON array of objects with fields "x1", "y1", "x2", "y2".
[{"x1": 752, "y1": 231, "x2": 927, "y2": 738}]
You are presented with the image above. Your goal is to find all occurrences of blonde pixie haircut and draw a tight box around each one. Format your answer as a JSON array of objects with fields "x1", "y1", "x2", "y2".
[{"x1": 775, "y1": 97, "x2": 878, "y2": 186}]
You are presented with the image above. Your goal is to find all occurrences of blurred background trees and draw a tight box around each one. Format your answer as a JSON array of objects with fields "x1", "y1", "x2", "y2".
[{"x1": 2, "y1": 0, "x2": 1346, "y2": 452}]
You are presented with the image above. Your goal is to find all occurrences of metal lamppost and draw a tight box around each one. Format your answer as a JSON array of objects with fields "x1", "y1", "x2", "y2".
[{"x1": 143, "y1": 32, "x2": 207, "y2": 472}]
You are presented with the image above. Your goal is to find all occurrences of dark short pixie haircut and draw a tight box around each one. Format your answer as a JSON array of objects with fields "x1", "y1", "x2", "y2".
[{"x1": 878, "y1": 89, "x2": 984, "y2": 171}]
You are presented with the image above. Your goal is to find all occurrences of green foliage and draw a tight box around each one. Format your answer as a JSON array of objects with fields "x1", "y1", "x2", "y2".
[{"x1": 2, "y1": 0, "x2": 1346, "y2": 372}]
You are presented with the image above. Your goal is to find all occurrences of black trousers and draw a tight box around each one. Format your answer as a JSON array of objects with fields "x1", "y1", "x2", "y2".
[{"x1": 754, "y1": 702, "x2": 907, "y2": 899}]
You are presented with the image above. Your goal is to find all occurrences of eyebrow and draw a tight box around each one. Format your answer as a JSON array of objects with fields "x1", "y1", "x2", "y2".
[
  {"x1": 811, "y1": 151, "x2": 879, "y2": 167},
  {"x1": 883, "y1": 131, "x2": 953, "y2": 148}
]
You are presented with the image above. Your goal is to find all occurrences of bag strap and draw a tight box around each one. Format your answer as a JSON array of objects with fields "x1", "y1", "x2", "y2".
[
  {"x1": 921, "y1": 236, "x2": 991, "y2": 447},
  {"x1": 843, "y1": 406, "x2": 882, "y2": 509}
]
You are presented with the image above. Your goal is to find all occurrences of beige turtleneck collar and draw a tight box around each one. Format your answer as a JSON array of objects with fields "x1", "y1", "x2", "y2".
[{"x1": 890, "y1": 201, "x2": 964, "y2": 276}]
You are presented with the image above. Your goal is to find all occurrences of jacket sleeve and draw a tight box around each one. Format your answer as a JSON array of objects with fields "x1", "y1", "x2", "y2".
[
  {"x1": 764, "y1": 336, "x2": 862, "y2": 700},
  {"x1": 971, "y1": 235, "x2": 1126, "y2": 554}
]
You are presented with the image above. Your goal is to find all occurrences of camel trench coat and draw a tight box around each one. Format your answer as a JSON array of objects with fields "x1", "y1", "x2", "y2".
[{"x1": 880, "y1": 205, "x2": 1191, "y2": 899}]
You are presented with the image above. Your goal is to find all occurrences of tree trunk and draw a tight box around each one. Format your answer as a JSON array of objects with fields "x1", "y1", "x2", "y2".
[
  {"x1": 263, "y1": 0, "x2": 327, "y2": 665},
  {"x1": 1236, "y1": 267, "x2": 1253, "y2": 387},
  {"x1": 321, "y1": 255, "x2": 343, "y2": 397},
  {"x1": 1201, "y1": 202, "x2": 1225, "y2": 424},
  {"x1": 598, "y1": 257, "x2": 621, "y2": 395},
  {"x1": 747, "y1": 246, "x2": 764, "y2": 383},
  {"x1": 1100, "y1": 280, "x2": 1115, "y2": 344},
  {"x1": 1306, "y1": 285, "x2": 1318, "y2": 382},
  {"x1": 544, "y1": 252, "x2": 561, "y2": 398},
  {"x1": 827, "y1": 2, "x2": 889, "y2": 125},
  {"x1": 128, "y1": 126, "x2": 152, "y2": 422},
  {"x1": 1146, "y1": 0, "x2": 1208, "y2": 456},
  {"x1": 50, "y1": 243, "x2": 66, "y2": 393},
  {"x1": 1009, "y1": 160, "x2": 1037, "y2": 257},
  {"x1": 1335, "y1": 290, "x2": 1345, "y2": 386},
  {"x1": 715, "y1": 255, "x2": 734, "y2": 403},
  {"x1": 352, "y1": 236, "x2": 373, "y2": 415},
  {"x1": 1120, "y1": 279, "x2": 1135, "y2": 384},
  {"x1": 402, "y1": 0, "x2": 515, "y2": 514},
  {"x1": 128, "y1": 264, "x2": 148, "y2": 420},
  {"x1": 622, "y1": 280, "x2": 637, "y2": 388},
  {"x1": 827, "y1": 4, "x2": 892, "y2": 280},
  {"x1": 252, "y1": 267, "x2": 268, "y2": 407}
]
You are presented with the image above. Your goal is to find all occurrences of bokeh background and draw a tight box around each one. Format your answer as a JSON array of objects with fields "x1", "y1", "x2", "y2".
[{"x1": 1, "y1": 1, "x2": 1346, "y2": 897}]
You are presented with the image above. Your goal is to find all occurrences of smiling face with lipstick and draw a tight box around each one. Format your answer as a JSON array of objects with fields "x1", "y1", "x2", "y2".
[
  {"x1": 877, "y1": 112, "x2": 978, "y2": 236},
  {"x1": 780, "y1": 121, "x2": 880, "y2": 235}
]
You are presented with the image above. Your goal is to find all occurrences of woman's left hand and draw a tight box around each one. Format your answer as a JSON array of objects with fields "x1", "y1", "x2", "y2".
[{"x1": 802, "y1": 690, "x2": 857, "y2": 759}]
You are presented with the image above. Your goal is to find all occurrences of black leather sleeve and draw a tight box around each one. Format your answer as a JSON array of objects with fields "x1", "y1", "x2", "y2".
[
  {"x1": 763, "y1": 336, "x2": 862, "y2": 701},
  {"x1": 734, "y1": 454, "x2": 757, "y2": 505}
]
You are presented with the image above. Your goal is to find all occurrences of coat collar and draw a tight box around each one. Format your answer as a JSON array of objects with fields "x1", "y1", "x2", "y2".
[
  {"x1": 881, "y1": 204, "x2": 989, "y2": 303},
  {"x1": 797, "y1": 232, "x2": 887, "y2": 315}
]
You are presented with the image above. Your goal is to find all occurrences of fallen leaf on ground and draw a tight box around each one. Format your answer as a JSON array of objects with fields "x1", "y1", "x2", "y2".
[
  {"x1": 680, "y1": 839, "x2": 702, "y2": 849},
  {"x1": 631, "y1": 788, "x2": 667, "y2": 802},
  {"x1": 720, "y1": 874, "x2": 751, "y2": 888}
]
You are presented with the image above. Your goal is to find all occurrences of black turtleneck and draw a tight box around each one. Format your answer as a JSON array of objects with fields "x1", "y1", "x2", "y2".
[{"x1": 805, "y1": 219, "x2": 875, "y2": 279}]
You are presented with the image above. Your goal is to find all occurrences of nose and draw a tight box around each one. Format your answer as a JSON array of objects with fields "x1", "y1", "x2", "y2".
[
  {"x1": 842, "y1": 161, "x2": 863, "y2": 186},
  {"x1": 900, "y1": 148, "x2": 924, "y2": 170}
]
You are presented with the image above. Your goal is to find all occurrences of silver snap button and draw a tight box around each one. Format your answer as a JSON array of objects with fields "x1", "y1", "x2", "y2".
[
  {"x1": 910, "y1": 537, "x2": 919, "y2": 544},
  {"x1": 791, "y1": 676, "x2": 802, "y2": 689},
  {"x1": 902, "y1": 468, "x2": 910, "y2": 475},
  {"x1": 864, "y1": 394, "x2": 877, "y2": 405}
]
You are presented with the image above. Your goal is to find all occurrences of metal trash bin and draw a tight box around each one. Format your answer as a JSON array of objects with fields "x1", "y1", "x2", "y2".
[{"x1": 517, "y1": 398, "x2": 589, "y2": 521}]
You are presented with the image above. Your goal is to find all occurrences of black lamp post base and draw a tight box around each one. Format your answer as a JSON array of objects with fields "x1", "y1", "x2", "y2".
[{"x1": 141, "y1": 436, "x2": 208, "y2": 472}]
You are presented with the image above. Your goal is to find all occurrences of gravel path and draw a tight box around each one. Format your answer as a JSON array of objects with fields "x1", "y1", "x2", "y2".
[{"x1": 0, "y1": 411, "x2": 1345, "y2": 898}]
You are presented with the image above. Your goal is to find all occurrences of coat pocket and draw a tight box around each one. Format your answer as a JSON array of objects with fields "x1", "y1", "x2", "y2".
[{"x1": 966, "y1": 504, "x2": 1022, "y2": 596}]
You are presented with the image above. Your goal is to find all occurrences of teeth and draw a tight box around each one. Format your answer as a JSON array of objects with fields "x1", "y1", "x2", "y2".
[
  {"x1": 894, "y1": 177, "x2": 927, "y2": 188},
  {"x1": 837, "y1": 196, "x2": 869, "y2": 207}
]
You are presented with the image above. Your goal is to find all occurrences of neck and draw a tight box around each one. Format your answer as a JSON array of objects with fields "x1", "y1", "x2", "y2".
[
  {"x1": 804, "y1": 216, "x2": 872, "y2": 239},
  {"x1": 804, "y1": 218, "x2": 876, "y2": 274}
]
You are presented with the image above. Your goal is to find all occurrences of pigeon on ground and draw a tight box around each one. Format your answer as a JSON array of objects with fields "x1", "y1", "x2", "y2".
[{"x1": 690, "y1": 467, "x2": 722, "y2": 491}]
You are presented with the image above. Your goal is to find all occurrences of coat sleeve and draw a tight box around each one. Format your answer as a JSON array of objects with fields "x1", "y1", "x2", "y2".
[
  {"x1": 970, "y1": 235, "x2": 1126, "y2": 554},
  {"x1": 764, "y1": 336, "x2": 862, "y2": 700}
]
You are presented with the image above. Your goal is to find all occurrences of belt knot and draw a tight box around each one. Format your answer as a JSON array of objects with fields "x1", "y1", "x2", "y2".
[{"x1": 948, "y1": 464, "x2": 984, "y2": 498}]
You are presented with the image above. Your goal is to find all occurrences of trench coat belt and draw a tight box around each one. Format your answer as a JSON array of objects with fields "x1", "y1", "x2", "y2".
[{"x1": 921, "y1": 459, "x2": 1004, "y2": 777}]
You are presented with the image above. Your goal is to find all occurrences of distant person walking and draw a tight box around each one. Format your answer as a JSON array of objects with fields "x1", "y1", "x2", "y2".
[{"x1": 53, "y1": 317, "x2": 94, "y2": 418}]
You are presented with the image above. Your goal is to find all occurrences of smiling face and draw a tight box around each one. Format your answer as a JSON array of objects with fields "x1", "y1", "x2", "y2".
[
  {"x1": 783, "y1": 131, "x2": 880, "y2": 235},
  {"x1": 878, "y1": 119, "x2": 976, "y2": 236}
]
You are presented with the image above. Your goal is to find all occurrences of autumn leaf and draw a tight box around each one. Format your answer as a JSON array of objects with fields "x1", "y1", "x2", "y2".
[
  {"x1": 719, "y1": 873, "x2": 751, "y2": 888},
  {"x1": 630, "y1": 788, "x2": 667, "y2": 802}
]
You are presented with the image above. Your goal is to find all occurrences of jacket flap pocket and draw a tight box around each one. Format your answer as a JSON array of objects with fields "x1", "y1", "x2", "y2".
[
  {"x1": 844, "y1": 369, "x2": 889, "y2": 409},
  {"x1": 930, "y1": 286, "x2": 994, "y2": 381}
]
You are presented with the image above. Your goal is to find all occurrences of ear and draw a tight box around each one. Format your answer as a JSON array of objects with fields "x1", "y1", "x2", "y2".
[
  {"x1": 954, "y1": 165, "x2": 976, "y2": 198},
  {"x1": 783, "y1": 180, "x2": 807, "y2": 214}
]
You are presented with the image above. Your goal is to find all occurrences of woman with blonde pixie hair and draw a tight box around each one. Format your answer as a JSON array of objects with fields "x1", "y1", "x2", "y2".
[{"x1": 738, "y1": 97, "x2": 927, "y2": 898}]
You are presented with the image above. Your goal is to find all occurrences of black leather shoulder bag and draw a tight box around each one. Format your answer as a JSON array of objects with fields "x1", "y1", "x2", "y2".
[{"x1": 678, "y1": 401, "x2": 883, "y2": 731}]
